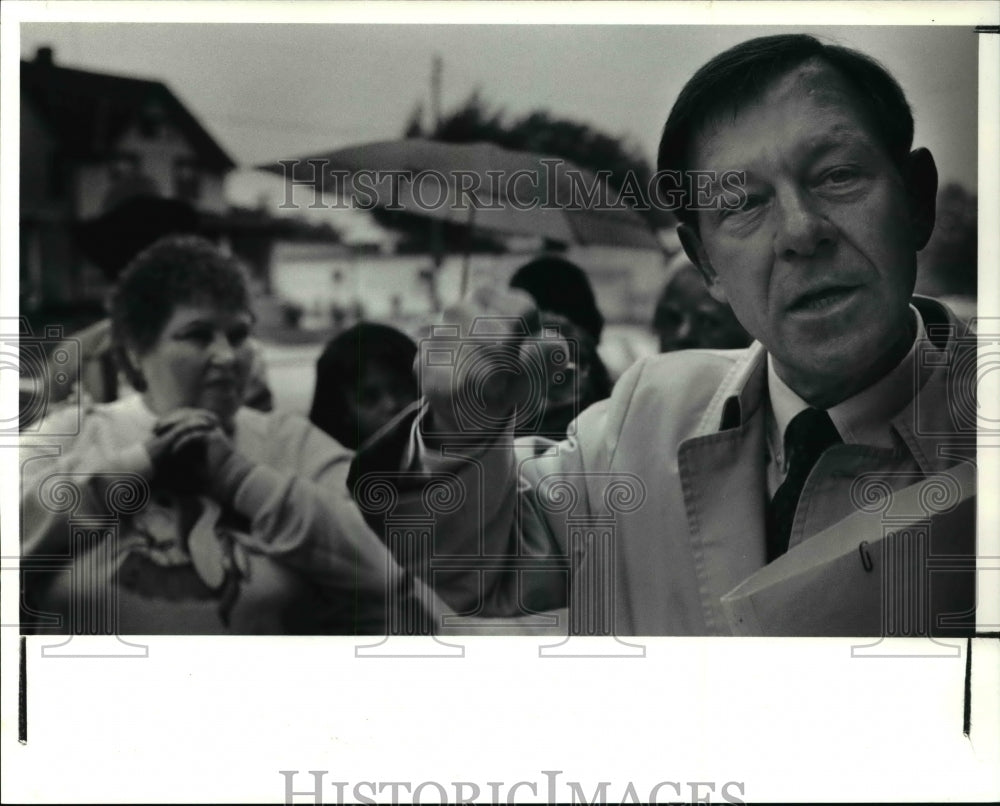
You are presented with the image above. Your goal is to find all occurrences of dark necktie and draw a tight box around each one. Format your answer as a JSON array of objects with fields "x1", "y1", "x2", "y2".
[{"x1": 766, "y1": 407, "x2": 842, "y2": 562}]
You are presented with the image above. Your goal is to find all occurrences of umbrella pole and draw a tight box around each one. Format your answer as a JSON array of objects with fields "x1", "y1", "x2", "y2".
[{"x1": 460, "y1": 204, "x2": 475, "y2": 299}]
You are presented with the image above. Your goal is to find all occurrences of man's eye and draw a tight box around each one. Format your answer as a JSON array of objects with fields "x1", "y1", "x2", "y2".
[
  {"x1": 658, "y1": 309, "x2": 681, "y2": 329},
  {"x1": 179, "y1": 328, "x2": 213, "y2": 345},
  {"x1": 733, "y1": 193, "x2": 766, "y2": 213},
  {"x1": 820, "y1": 167, "x2": 860, "y2": 186},
  {"x1": 227, "y1": 325, "x2": 250, "y2": 347},
  {"x1": 358, "y1": 386, "x2": 383, "y2": 406},
  {"x1": 720, "y1": 193, "x2": 765, "y2": 220}
]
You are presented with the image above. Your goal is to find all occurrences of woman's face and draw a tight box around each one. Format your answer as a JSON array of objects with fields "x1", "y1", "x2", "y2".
[
  {"x1": 344, "y1": 361, "x2": 417, "y2": 448},
  {"x1": 132, "y1": 303, "x2": 254, "y2": 428}
]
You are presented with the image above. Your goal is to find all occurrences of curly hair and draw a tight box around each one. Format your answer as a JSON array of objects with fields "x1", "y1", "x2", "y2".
[
  {"x1": 109, "y1": 235, "x2": 251, "y2": 388},
  {"x1": 656, "y1": 33, "x2": 914, "y2": 231}
]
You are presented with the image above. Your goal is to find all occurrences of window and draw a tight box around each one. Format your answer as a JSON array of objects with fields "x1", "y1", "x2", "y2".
[
  {"x1": 107, "y1": 152, "x2": 140, "y2": 182},
  {"x1": 173, "y1": 158, "x2": 202, "y2": 201}
]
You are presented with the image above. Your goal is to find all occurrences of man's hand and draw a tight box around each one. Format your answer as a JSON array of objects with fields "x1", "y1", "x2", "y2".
[{"x1": 418, "y1": 285, "x2": 545, "y2": 439}]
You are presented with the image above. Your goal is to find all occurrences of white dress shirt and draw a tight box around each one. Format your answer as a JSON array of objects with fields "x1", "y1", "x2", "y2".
[{"x1": 765, "y1": 305, "x2": 926, "y2": 497}]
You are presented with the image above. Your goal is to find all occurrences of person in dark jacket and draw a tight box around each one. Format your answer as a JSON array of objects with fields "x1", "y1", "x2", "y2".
[
  {"x1": 508, "y1": 255, "x2": 613, "y2": 437},
  {"x1": 309, "y1": 322, "x2": 418, "y2": 451}
]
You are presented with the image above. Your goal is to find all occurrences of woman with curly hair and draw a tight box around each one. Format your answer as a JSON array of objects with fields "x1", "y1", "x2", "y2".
[{"x1": 21, "y1": 236, "x2": 427, "y2": 634}]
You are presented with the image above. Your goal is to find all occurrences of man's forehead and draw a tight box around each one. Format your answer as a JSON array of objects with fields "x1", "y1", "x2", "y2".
[
  {"x1": 167, "y1": 302, "x2": 253, "y2": 324},
  {"x1": 691, "y1": 58, "x2": 871, "y2": 159},
  {"x1": 770, "y1": 58, "x2": 862, "y2": 106}
]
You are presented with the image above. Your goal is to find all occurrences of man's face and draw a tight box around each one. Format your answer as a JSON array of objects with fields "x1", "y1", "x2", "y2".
[{"x1": 684, "y1": 59, "x2": 930, "y2": 403}]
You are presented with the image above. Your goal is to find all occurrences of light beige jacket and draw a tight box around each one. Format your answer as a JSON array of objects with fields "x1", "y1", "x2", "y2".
[{"x1": 352, "y1": 298, "x2": 975, "y2": 635}]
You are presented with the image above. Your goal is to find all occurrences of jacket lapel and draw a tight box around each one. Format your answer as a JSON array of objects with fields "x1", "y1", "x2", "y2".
[
  {"x1": 677, "y1": 345, "x2": 770, "y2": 634},
  {"x1": 894, "y1": 298, "x2": 976, "y2": 474},
  {"x1": 672, "y1": 299, "x2": 971, "y2": 635}
]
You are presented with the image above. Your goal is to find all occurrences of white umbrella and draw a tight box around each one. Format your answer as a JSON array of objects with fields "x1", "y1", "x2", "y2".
[{"x1": 262, "y1": 138, "x2": 661, "y2": 253}]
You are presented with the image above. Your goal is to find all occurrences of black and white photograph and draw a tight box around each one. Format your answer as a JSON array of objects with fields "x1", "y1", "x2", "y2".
[{"x1": 2, "y1": 1, "x2": 998, "y2": 803}]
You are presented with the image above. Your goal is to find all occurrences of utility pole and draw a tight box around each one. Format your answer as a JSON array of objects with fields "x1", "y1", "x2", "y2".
[
  {"x1": 431, "y1": 53, "x2": 442, "y2": 132},
  {"x1": 428, "y1": 53, "x2": 444, "y2": 310}
]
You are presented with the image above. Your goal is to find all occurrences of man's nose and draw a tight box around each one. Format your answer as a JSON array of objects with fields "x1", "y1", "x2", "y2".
[
  {"x1": 207, "y1": 332, "x2": 236, "y2": 364},
  {"x1": 773, "y1": 187, "x2": 836, "y2": 260},
  {"x1": 379, "y1": 394, "x2": 402, "y2": 417},
  {"x1": 376, "y1": 388, "x2": 409, "y2": 417},
  {"x1": 674, "y1": 314, "x2": 694, "y2": 342}
]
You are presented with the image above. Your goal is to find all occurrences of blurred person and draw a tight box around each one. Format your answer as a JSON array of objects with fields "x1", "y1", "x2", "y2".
[
  {"x1": 652, "y1": 256, "x2": 751, "y2": 352},
  {"x1": 350, "y1": 34, "x2": 974, "y2": 636},
  {"x1": 21, "y1": 236, "x2": 422, "y2": 634},
  {"x1": 508, "y1": 255, "x2": 613, "y2": 436},
  {"x1": 43, "y1": 190, "x2": 273, "y2": 414},
  {"x1": 509, "y1": 255, "x2": 605, "y2": 345},
  {"x1": 309, "y1": 322, "x2": 419, "y2": 451}
]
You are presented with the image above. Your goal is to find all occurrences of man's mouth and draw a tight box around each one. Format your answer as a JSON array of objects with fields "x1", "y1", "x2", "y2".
[
  {"x1": 789, "y1": 285, "x2": 860, "y2": 313},
  {"x1": 203, "y1": 377, "x2": 237, "y2": 391}
]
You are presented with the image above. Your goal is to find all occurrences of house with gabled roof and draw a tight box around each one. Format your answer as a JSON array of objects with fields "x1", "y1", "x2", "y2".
[{"x1": 20, "y1": 46, "x2": 236, "y2": 312}]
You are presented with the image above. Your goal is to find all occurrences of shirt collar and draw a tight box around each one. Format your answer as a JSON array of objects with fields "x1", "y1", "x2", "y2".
[{"x1": 766, "y1": 305, "x2": 924, "y2": 464}]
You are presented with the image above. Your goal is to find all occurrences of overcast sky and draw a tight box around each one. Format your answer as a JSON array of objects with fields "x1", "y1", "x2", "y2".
[{"x1": 19, "y1": 21, "x2": 980, "y2": 213}]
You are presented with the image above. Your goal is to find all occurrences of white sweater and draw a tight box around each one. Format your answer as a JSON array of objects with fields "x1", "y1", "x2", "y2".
[{"x1": 20, "y1": 394, "x2": 410, "y2": 634}]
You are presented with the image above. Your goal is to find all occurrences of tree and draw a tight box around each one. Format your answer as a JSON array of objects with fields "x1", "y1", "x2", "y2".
[
  {"x1": 403, "y1": 103, "x2": 425, "y2": 139},
  {"x1": 437, "y1": 93, "x2": 669, "y2": 229},
  {"x1": 916, "y1": 183, "x2": 977, "y2": 297}
]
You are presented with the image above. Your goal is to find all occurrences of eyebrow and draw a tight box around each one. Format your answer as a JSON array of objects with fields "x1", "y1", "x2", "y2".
[
  {"x1": 804, "y1": 126, "x2": 876, "y2": 159},
  {"x1": 712, "y1": 121, "x2": 882, "y2": 173},
  {"x1": 173, "y1": 319, "x2": 214, "y2": 331},
  {"x1": 173, "y1": 317, "x2": 251, "y2": 332}
]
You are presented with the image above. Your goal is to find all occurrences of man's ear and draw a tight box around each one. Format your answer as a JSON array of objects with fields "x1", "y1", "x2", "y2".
[
  {"x1": 678, "y1": 223, "x2": 728, "y2": 304},
  {"x1": 905, "y1": 147, "x2": 938, "y2": 251}
]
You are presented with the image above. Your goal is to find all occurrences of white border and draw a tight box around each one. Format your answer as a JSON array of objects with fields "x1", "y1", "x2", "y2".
[
  {"x1": 3, "y1": 0, "x2": 999, "y2": 25},
  {"x1": 2, "y1": 3, "x2": 998, "y2": 803}
]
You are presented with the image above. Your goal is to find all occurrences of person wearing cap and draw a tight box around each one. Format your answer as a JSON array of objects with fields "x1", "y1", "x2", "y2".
[
  {"x1": 350, "y1": 34, "x2": 975, "y2": 635},
  {"x1": 309, "y1": 322, "x2": 419, "y2": 451},
  {"x1": 508, "y1": 255, "x2": 613, "y2": 437}
]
